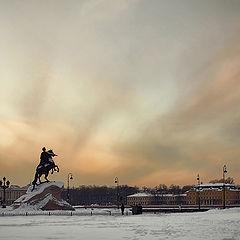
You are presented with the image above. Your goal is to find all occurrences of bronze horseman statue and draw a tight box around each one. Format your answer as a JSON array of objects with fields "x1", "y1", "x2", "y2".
[{"x1": 32, "y1": 147, "x2": 59, "y2": 190}]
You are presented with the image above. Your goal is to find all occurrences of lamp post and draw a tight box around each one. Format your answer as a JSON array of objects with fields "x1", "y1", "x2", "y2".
[
  {"x1": 197, "y1": 174, "x2": 201, "y2": 210},
  {"x1": 223, "y1": 165, "x2": 227, "y2": 209},
  {"x1": 0, "y1": 177, "x2": 10, "y2": 208},
  {"x1": 67, "y1": 173, "x2": 73, "y2": 204},
  {"x1": 114, "y1": 177, "x2": 119, "y2": 208}
]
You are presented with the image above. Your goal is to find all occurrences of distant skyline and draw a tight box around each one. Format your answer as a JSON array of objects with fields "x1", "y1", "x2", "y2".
[{"x1": 1, "y1": 0, "x2": 240, "y2": 187}]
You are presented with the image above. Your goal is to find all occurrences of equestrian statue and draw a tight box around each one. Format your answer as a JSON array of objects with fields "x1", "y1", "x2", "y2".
[{"x1": 32, "y1": 147, "x2": 59, "y2": 191}]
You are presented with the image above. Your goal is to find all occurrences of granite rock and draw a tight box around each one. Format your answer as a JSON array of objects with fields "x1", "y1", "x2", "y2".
[{"x1": 12, "y1": 181, "x2": 74, "y2": 211}]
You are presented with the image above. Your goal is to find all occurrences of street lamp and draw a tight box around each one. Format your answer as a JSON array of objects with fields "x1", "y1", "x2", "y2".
[
  {"x1": 0, "y1": 177, "x2": 10, "y2": 208},
  {"x1": 196, "y1": 174, "x2": 201, "y2": 210},
  {"x1": 67, "y1": 173, "x2": 73, "y2": 204},
  {"x1": 223, "y1": 165, "x2": 227, "y2": 209},
  {"x1": 114, "y1": 177, "x2": 119, "y2": 208}
]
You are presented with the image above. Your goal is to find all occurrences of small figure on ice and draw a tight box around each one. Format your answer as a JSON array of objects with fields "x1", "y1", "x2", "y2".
[
  {"x1": 32, "y1": 147, "x2": 59, "y2": 191},
  {"x1": 121, "y1": 203, "x2": 125, "y2": 215}
]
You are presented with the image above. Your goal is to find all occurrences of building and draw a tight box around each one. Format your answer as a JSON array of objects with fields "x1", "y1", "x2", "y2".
[
  {"x1": 127, "y1": 193, "x2": 187, "y2": 206},
  {"x1": 0, "y1": 185, "x2": 28, "y2": 206},
  {"x1": 186, "y1": 183, "x2": 240, "y2": 206},
  {"x1": 127, "y1": 193, "x2": 154, "y2": 206},
  {"x1": 155, "y1": 194, "x2": 187, "y2": 205}
]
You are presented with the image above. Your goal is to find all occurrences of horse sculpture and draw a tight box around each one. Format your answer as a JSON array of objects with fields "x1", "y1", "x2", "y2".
[{"x1": 32, "y1": 149, "x2": 59, "y2": 191}]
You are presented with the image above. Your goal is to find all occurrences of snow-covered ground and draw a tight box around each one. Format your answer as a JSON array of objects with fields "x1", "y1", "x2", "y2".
[{"x1": 0, "y1": 208, "x2": 240, "y2": 240}]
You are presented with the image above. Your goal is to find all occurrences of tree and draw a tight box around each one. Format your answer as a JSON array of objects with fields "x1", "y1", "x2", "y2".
[
  {"x1": 62, "y1": 185, "x2": 139, "y2": 205},
  {"x1": 209, "y1": 177, "x2": 234, "y2": 184},
  {"x1": 157, "y1": 184, "x2": 168, "y2": 193},
  {"x1": 169, "y1": 184, "x2": 181, "y2": 194},
  {"x1": 142, "y1": 186, "x2": 151, "y2": 193}
]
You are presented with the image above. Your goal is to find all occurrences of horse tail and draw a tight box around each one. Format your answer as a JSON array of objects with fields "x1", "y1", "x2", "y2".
[{"x1": 32, "y1": 171, "x2": 38, "y2": 191}]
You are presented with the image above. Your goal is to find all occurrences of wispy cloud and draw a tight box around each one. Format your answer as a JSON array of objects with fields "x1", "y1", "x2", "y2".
[{"x1": 1, "y1": 0, "x2": 240, "y2": 186}]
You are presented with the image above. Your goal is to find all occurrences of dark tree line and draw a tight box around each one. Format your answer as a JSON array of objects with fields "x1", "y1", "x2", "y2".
[
  {"x1": 62, "y1": 184, "x2": 194, "y2": 206},
  {"x1": 62, "y1": 185, "x2": 139, "y2": 206},
  {"x1": 141, "y1": 184, "x2": 194, "y2": 195},
  {"x1": 209, "y1": 177, "x2": 234, "y2": 184},
  {"x1": 62, "y1": 178, "x2": 236, "y2": 206}
]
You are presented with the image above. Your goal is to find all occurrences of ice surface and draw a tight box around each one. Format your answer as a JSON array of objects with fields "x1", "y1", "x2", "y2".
[{"x1": 0, "y1": 208, "x2": 240, "y2": 240}]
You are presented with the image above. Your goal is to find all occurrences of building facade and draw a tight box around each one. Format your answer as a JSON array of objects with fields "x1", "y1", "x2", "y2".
[
  {"x1": 155, "y1": 194, "x2": 187, "y2": 205},
  {"x1": 127, "y1": 193, "x2": 154, "y2": 206},
  {"x1": 0, "y1": 185, "x2": 28, "y2": 206},
  {"x1": 127, "y1": 193, "x2": 187, "y2": 206},
  {"x1": 186, "y1": 183, "x2": 240, "y2": 206}
]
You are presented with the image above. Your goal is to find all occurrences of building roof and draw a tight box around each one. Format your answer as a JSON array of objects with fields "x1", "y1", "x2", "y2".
[
  {"x1": 127, "y1": 193, "x2": 187, "y2": 197},
  {"x1": 10, "y1": 185, "x2": 28, "y2": 190},
  {"x1": 155, "y1": 193, "x2": 187, "y2": 197},
  {"x1": 127, "y1": 193, "x2": 153, "y2": 197},
  {"x1": 198, "y1": 183, "x2": 233, "y2": 187},
  {"x1": 193, "y1": 183, "x2": 239, "y2": 192}
]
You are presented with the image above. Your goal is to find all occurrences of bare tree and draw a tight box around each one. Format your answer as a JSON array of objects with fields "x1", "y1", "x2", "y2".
[{"x1": 209, "y1": 177, "x2": 234, "y2": 184}]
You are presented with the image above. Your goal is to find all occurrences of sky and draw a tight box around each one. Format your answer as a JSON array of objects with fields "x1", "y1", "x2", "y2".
[{"x1": 1, "y1": 0, "x2": 240, "y2": 188}]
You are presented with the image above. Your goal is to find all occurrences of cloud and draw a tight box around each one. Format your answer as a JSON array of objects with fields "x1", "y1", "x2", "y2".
[
  {"x1": 111, "y1": 42, "x2": 240, "y2": 185},
  {"x1": 1, "y1": 0, "x2": 240, "y2": 186}
]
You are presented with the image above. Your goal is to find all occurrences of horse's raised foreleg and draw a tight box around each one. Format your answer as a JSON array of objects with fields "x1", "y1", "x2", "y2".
[
  {"x1": 51, "y1": 165, "x2": 59, "y2": 174},
  {"x1": 55, "y1": 165, "x2": 59, "y2": 172}
]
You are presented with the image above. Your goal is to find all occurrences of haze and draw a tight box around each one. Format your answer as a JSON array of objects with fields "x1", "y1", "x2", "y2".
[{"x1": 1, "y1": 0, "x2": 240, "y2": 187}]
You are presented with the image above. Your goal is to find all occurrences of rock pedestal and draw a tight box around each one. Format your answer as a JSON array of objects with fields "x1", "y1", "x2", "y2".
[{"x1": 12, "y1": 181, "x2": 74, "y2": 211}]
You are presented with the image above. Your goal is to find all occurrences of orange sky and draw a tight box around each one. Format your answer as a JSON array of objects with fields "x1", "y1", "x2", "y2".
[{"x1": 1, "y1": 0, "x2": 240, "y2": 188}]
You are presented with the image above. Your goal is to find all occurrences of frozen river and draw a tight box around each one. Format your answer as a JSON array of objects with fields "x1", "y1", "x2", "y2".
[{"x1": 0, "y1": 208, "x2": 240, "y2": 240}]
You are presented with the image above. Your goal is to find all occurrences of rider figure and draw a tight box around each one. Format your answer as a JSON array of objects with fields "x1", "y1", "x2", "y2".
[
  {"x1": 40, "y1": 147, "x2": 49, "y2": 166},
  {"x1": 32, "y1": 148, "x2": 59, "y2": 190}
]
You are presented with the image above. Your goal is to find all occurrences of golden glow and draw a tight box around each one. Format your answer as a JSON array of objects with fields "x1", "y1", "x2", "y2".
[{"x1": 1, "y1": 1, "x2": 240, "y2": 187}]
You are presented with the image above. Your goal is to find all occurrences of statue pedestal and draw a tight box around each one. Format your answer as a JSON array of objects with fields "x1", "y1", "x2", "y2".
[{"x1": 12, "y1": 182, "x2": 74, "y2": 211}]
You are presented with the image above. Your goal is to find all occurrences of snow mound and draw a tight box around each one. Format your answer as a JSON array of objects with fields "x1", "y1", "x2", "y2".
[{"x1": 12, "y1": 181, "x2": 74, "y2": 211}]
